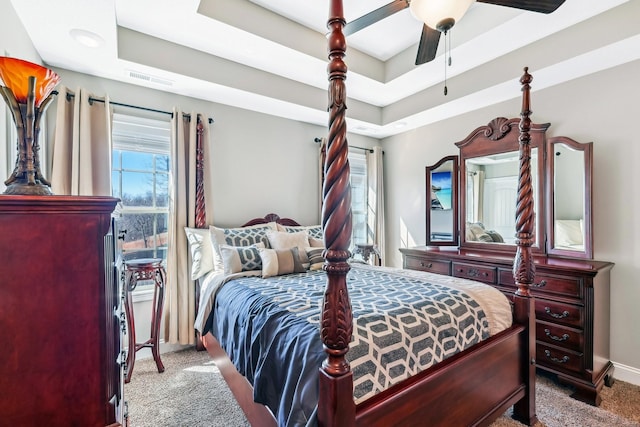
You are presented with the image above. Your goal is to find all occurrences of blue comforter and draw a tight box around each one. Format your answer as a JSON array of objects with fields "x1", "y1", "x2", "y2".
[{"x1": 201, "y1": 264, "x2": 504, "y2": 427}]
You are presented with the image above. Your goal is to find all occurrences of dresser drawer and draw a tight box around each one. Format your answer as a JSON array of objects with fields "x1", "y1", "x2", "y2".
[
  {"x1": 498, "y1": 269, "x2": 582, "y2": 299},
  {"x1": 535, "y1": 299, "x2": 583, "y2": 328},
  {"x1": 452, "y1": 262, "x2": 496, "y2": 284},
  {"x1": 536, "y1": 322, "x2": 583, "y2": 352},
  {"x1": 537, "y1": 343, "x2": 584, "y2": 375},
  {"x1": 404, "y1": 256, "x2": 450, "y2": 275}
]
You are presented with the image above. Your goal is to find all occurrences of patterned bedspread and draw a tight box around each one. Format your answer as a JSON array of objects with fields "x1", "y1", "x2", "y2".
[{"x1": 195, "y1": 264, "x2": 512, "y2": 427}]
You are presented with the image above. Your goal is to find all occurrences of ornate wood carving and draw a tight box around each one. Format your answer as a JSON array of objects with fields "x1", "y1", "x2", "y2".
[
  {"x1": 318, "y1": 1, "x2": 355, "y2": 425},
  {"x1": 484, "y1": 117, "x2": 513, "y2": 141},
  {"x1": 513, "y1": 68, "x2": 536, "y2": 297},
  {"x1": 195, "y1": 116, "x2": 206, "y2": 228},
  {"x1": 511, "y1": 67, "x2": 538, "y2": 425}
]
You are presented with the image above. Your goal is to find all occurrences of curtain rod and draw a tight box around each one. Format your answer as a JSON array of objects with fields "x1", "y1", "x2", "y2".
[
  {"x1": 55, "y1": 90, "x2": 214, "y2": 124},
  {"x1": 313, "y1": 137, "x2": 373, "y2": 153}
]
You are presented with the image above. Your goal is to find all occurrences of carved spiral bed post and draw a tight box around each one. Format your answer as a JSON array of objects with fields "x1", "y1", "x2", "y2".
[
  {"x1": 511, "y1": 67, "x2": 538, "y2": 426},
  {"x1": 317, "y1": 1, "x2": 356, "y2": 426},
  {"x1": 195, "y1": 116, "x2": 206, "y2": 351}
]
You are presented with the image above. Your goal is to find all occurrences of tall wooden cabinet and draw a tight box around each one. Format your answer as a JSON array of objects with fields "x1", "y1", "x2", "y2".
[{"x1": 0, "y1": 195, "x2": 125, "y2": 426}]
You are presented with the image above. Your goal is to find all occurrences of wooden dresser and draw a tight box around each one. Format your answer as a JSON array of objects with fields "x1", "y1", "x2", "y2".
[
  {"x1": 400, "y1": 246, "x2": 614, "y2": 406},
  {"x1": 0, "y1": 195, "x2": 125, "y2": 426}
]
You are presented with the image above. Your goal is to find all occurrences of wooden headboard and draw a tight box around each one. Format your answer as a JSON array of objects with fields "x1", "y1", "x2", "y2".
[{"x1": 241, "y1": 213, "x2": 301, "y2": 227}]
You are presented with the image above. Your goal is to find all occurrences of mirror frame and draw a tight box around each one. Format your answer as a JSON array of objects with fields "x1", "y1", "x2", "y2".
[
  {"x1": 456, "y1": 117, "x2": 550, "y2": 254},
  {"x1": 546, "y1": 136, "x2": 593, "y2": 259},
  {"x1": 426, "y1": 155, "x2": 459, "y2": 246}
]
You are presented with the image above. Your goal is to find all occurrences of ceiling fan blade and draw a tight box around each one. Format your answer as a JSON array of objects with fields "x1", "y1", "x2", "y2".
[
  {"x1": 415, "y1": 25, "x2": 441, "y2": 65},
  {"x1": 477, "y1": 0, "x2": 566, "y2": 14},
  {"x1": 344, "y1": 0, "x2": 409, "y2": 36}
]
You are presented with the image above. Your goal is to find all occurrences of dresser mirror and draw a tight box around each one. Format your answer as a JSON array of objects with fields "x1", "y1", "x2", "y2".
[
  {"x1": 425, "y1": 155, "x2": 458, "y2": 246},
  {"x1": 547, "y1": 136, "x2": 593, "y2": 259},
  {"x1": 463, "y1": 148, "x2": 540, "y2": 248},
  {"x1": 454, "y1": 117, "x2": 549, "y2": 254},
  {"x1": 427, "y1": 117, "x2": 594, "y2": 259}
]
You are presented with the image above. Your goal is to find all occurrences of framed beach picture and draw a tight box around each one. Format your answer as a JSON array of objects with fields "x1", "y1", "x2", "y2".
[{"x1": 431, "y1": 171, "x2": 452, "y2": 210}]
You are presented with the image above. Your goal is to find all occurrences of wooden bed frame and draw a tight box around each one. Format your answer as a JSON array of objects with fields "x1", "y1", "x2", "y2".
[{"x1": 196, "y1": 1, "x2": 538, "y2": 425}]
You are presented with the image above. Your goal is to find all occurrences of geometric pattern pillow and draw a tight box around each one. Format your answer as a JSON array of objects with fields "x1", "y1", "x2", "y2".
[
  {"x1": 219, "y1": 244, "x2": 263, "y2": 275},
  {"x1": 277, "y1": 224, "x2": 323, "y2": 239},
  {"x1": 209, "y1": 222, "x2": 277, "y2": 271}
]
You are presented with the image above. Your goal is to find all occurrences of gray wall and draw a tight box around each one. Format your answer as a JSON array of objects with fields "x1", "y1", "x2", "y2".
[
  {"x1": 44, "y1": 68, "x2": 378, "y2": 228},
  {"x1": 382, "y1": 59, "x2": 640, "y2": 384}
]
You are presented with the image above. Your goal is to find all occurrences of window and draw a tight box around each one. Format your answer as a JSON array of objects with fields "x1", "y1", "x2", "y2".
[
  {"x1": 111, "y1": 113, "x2": 171, "y2": 263},
  {"x1": 349, "y1": 151, "x2": 367, "y2": 249}
]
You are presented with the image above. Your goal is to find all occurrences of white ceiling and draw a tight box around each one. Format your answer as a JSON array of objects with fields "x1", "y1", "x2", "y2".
[{"x1": 8, "y1": 0, "x2": 639, "y2": 139}]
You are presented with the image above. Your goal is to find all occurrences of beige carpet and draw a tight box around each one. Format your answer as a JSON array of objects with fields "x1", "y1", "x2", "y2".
[{"x1": 126, "y1": 348, "x2": 640, "y2": 426}]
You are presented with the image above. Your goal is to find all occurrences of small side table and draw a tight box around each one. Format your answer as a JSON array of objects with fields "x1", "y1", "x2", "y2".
[
  {"x1": 124, "y1": 258, "x2": 166, "y2": 383},
  {"x1": 353, "y1": 243, "x2": 382, "y2": 266}
]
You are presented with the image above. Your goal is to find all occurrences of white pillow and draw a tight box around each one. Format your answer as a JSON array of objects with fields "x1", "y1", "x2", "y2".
[
  {"x1": 259, "y1": 247, "x2": 306, "y2": 278},
  {"x1": 267, "y1": 230, "x2": 310, "y2": 265},
  {"x1": 184, "y1": 227, "x2": 214, "y2": 280},
  {"x1": 555, "y1": 219, "x2": 584, "y2": 247},
  {"x1": 308, "y1": 237, "x2": 324, "y2": 247},
  {"x1": 267, "y1": 230, "x2": 309, "y2": 250}
]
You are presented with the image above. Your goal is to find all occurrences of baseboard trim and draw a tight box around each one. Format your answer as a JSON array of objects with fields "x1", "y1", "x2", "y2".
[{"x1": 612, "y1": 361, "x2": 640, "y2": 386}]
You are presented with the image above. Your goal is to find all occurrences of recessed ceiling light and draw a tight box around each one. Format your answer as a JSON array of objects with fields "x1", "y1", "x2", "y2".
[{"x1": 70, "y1": 29, "x2": 105, "y2": 48}]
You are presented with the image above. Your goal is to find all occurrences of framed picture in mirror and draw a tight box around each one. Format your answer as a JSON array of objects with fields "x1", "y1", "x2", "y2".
[{"x1": 426, "y1": 155, "x2": 458, "y2": 246}]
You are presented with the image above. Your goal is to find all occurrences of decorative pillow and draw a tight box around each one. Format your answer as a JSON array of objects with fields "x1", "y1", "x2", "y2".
[
  {"x1": 267, "y1": 230, "x2": 310, "y2": 264},
  {"x1": 259, "y1": 247, "x2": 306, "y2": 278},
  {"x1": 209, "y1": 222, "x2": 277, "y2": 271},
  {"x1": 276, "y1": 224, "x2": 323, "y2": 239},
  {"x1": 555, "y1": 219, "x2": 583, "y2": 247},
  {"x1": 485, "y1": 229, "x2": 505, "y2": 243},
  {"x1": 305, "y1": 247, "x2": 325, "y2": 271},
  {"x1": 308, "y1": 236, "x2": 324, "y2": 247},
  {"x1": 219, "y1": 243, "x2": 264, "y2": 275},
  {"x1": 467, "y1": 222, "x2": 493, "y2": 243},
  {"x1": 267, "y1": 230, "x2": 309, "y2": 250},
  {"x1": 184, "y1": 227, "x2": 214, "y2": 280}
]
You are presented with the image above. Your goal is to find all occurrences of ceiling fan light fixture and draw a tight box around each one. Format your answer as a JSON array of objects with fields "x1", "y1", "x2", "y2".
[{"x1": 409, "y1": 0, "x2": 475, "y2": 32}]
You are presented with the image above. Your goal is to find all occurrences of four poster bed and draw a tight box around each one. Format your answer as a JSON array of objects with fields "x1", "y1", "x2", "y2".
[{"x1": 191, "y1": 2, "x2": 538, "y2": 426}]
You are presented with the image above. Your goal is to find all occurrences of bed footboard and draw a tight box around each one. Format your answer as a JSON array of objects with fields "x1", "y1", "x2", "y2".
[{"x1": 355, "y1": 325, "x2": 528, "y2": 427}]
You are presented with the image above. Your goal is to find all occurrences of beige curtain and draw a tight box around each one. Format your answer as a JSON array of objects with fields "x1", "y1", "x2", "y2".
[
  {"x1": 318, "y1": 137, "x2": 327, "y2": 221},
  {"x1": 50, "y1": 86, "x2": 112, "y2": 195},
  {"x1": 164, "y1": 110, "x2": 211, "y2": 345},
  {"x1": 366, "y1": 146, "x2": 385, "y2": 265}
]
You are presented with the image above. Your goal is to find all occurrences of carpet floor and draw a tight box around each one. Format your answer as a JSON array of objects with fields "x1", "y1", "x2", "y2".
[{"x1": 125, "y1": 348, "x2": 640, "y2": 426}]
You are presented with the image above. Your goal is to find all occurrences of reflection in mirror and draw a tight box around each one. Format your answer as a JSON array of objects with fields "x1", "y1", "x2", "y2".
[
  {"x1": 553, "y1": 145, "x2": 584, "y2": 250},
  {"x1": 548, "y1": 137, "x2": 593, "y2": 259},
  {"x1": 426, "y1": 156, "x2": 458, "y2": 246},
  {"x1": 465, "y1": 149, "x2": 538, "y2": 246}
]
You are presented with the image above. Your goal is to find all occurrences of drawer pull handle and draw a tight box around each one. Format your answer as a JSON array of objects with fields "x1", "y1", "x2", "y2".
[
  {"x1": 544, "y1": 329, "x2": 570, "y2": 342},
  {"x1": 544, "y1": 307, "x2": 570, "y2": 319},
  {"x1": 533, "y1": 280, "x2": 547, "y2": 288},
  {"x1": 544, "y1": 350, "x2": 570, "y2": 364},
  {"x1": 457, "y1": 268, "x2": 488, "y2": 278},
  {"x1": 420, "y1": 262, "x2": 433, "y2": 268}
]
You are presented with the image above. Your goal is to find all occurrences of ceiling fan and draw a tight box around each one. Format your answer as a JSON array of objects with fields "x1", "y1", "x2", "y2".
[{"x1": 344, "y1": 0, "x2": 566, "y2": 66}]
